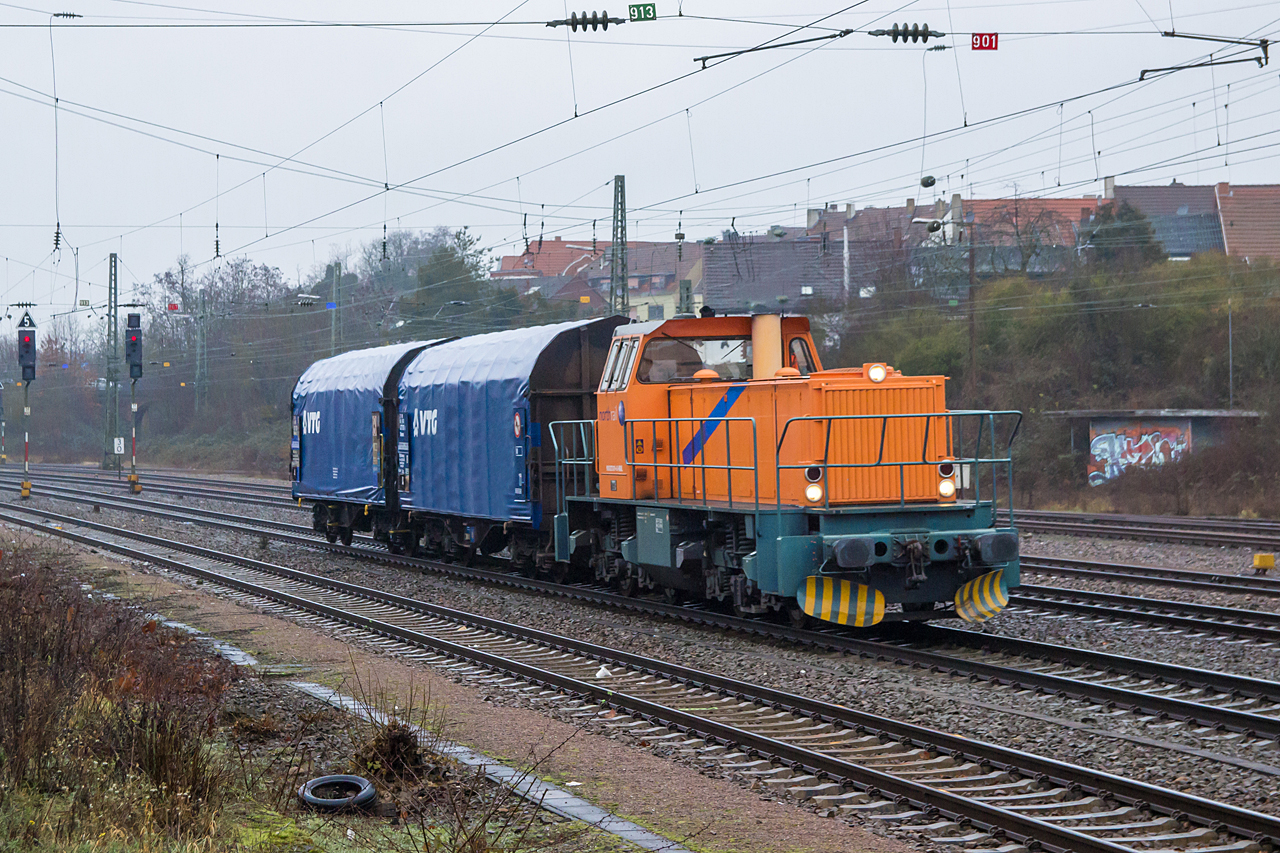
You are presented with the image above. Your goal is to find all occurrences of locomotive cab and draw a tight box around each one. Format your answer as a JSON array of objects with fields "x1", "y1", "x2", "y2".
[{"x1": 553, "y1": 312, "x2": 1021, "y2": 627}]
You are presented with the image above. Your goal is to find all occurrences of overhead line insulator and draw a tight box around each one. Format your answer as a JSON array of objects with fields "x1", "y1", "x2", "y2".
[
  {"x1": 868, "y1": 23, "x2": 946, "y2": 43},
  {"x1": 546, "y1": 10, "x2": 627, "y2": 30}
]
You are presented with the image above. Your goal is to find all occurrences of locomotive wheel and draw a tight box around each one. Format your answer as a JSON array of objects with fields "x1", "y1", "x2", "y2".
[
  {"x1": 616, "y1": 572, "x2": 638, "y2": 598},
  {"x1": 784, "y1": 601, "x2": 811, "y2": 630},
  {"x1": 324, "y1": 527, "x2": 338, "y2": 545},
  {"x1": 387, "y1": 539, "x2": 404, "y2": 556},
  {"x1": 339, "y1": 526, "x2": 354, "y2": 547},
  {"x1": 662, "y1": 587, "x2": 683, "y2": 606}
]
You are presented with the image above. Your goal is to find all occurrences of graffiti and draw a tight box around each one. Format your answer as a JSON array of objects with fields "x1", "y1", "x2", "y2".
[{"x1": 1088, "y1": 419, "x2": 1191, "y2": 486}]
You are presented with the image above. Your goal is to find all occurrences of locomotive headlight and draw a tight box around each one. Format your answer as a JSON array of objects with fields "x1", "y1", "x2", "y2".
[
  {"x1": 867, "y1": 363, "x2": 888, "y2": 383},
  {"x1": 804, "y1": 483, "x2": 824, "y2": 503},
  {"x1": 938, "y1": 479, "x2": 957, "y2": 499}
]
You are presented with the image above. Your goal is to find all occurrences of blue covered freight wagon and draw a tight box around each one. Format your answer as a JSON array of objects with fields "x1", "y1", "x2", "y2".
[
  {"x1": 398, "y1": 317, "x2": 623, "y2": 567},
  {"x1": 291, "y1": 340, "x2": 440, "y2": 545}
]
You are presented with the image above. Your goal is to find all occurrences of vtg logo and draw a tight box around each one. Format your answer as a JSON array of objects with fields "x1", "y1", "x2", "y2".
[
  {"x1": 302, "y1": 411, "x2": 321, "y2": 434},
  {"x1": 413, "y1": 408, "x2": 439, "y2": 437}
]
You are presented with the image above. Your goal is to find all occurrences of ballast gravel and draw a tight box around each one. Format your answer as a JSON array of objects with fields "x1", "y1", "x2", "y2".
[{"x1": 15, "y1": 490, "x2": 1280, "y2": 820}]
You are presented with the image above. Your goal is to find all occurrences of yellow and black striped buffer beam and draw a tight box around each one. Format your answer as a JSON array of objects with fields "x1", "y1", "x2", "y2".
[
  {"x1": 954, "y1": 570, "x2": 1009, "y2": 623},
  {"x1": 798, "y1": 576, "x2": 886, "y2": 627}
]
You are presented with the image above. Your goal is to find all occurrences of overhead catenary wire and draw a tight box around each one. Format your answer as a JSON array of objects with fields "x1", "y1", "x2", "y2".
[{"x1": 5, "y1": 6, "x2": 1277, "y2": 307}]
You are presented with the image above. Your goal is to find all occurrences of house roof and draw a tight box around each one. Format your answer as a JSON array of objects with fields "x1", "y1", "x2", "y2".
[
  {"x1": 964, "y1": 197, "x2": 1099, "y2": 247},
  {"x1": 1216, "y1": 182, "x2": 1280, "y2": 261},
  {"x1": 493, "y1": 237, "x2": 704, "y2": 281},
  {"x1": 1113, "y1": 182, "x2": 1224, "y2": 257},
  {"x1": 1143, "y1": 213, "x2": 1225, "y2": 257},
  {"x1": 1115, "y1": 182, "x2": 1218, "y2": 217},
  {"x1": 808, "y1": 197, "x2": 1099, "y2": 248},
  {"x1": 702, "y1": 238, "x2": 845, "y2": 309}
]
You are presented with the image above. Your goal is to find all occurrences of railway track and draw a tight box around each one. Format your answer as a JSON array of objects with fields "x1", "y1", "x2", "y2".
[
  {"x1": 10, "y1": 480, "x2": 1280, "y2": 750},
  {"x1": 11, "y1": 469, "x2": 298, "y2": 509},
  {"x1": 1000, "y1": 510, "x2": 1280, "y2": 551},
  {"x1": 1012, "y1": 584, "x2": 1280, "y2": 643},
  {"x1": 30, "y1": 463, "x2": 293, "y2": 495},
  {"x1": 1021, "y1": 556, "x2": 1280, "y2": 598},
  {"x1": 4, "y1": 502, "x2": 1277, "y2": 853}
]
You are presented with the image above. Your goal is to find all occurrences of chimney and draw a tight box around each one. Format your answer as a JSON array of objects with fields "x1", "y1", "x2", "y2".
[
  {"x1": 906, "y1": 198, "x2": 916, "y2": 219},
  {"x1": 950, "y1": 194, "x2": 963, "y2": 223},
  {"x1": 1103, "y1": 176, "x2": 1115, "y2": 199},
  {"x1": 935, "y1": 199, "x2": 945, "y2": 219},
  {"x1": 806, "y1": 208, "x2": 823, "y2": 229},
  {"x1": 844, "y1": 203, "x2": 854, "y2": 217}
]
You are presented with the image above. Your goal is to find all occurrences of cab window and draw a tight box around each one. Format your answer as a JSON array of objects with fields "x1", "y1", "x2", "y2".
[
  {"x1": 603, "y1": 338, "x2": 637, "y2": 392},
  {"x1": 598, "y1": 340, "x2": 622, "y2": 392},
  {"x1": 636, "y1": 336, "x2": 753, "y2": 383},
  {"x1": 789, "y1": 338, "x2": 816, "y2": 375}
]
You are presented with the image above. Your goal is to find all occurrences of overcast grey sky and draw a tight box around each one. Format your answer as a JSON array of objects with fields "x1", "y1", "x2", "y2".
[{"x1": 0, "y1": 0, "x2": 1277, "y2": 327}]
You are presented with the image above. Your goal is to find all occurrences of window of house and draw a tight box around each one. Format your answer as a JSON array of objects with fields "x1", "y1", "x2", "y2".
[
  {"x1": 647, "y1": 303, "x2": 665, "y2": 321},
  {"x1": 636, "y1": 336, "x2": 753, "y2": 383},
  {"x1": 788, "y1": 338, "x2": 816, "y2": 375},
  {"x1": 800, "y1": 285, "x2": 814, "y2": 296}
]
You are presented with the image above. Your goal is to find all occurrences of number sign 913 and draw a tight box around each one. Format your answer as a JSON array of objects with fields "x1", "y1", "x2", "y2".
[
  {"x1": 629, "y1": 3, "x2": 656, "y2": 21},
  {"x1": 972, "y1": 32, "x2": 998, "y2": 50}
]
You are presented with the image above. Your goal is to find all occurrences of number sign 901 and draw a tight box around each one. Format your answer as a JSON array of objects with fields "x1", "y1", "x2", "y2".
[
  {"x1": 972, "y1": 32, "x2": 998, "y2": 50},
  {"x1": 629, "y1": 3, "x2": 656, "y2": 21}
]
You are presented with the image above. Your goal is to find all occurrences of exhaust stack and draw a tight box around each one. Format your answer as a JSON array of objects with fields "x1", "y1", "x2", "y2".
[{"x1": 751, "y1": 314, "x2": 783, "y2": 379}]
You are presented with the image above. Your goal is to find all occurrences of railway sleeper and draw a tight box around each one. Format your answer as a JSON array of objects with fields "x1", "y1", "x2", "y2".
[
  {"x1": 974, "y1": 787, "x2": 1071, "y2": 804},
  {"x1": 812, "y1": 790, "x2": 872, "y2": 808},
  {"x1": 933, "y1": 773, "x2": 1021, "y2": 791},
  {"x1": 1074, "y1": 817, "x2": 1179, "y2": 835},
  {"x1": 924, "y1": 830, "x2": 1000, "y2": 845},
  {"x1": 893, "y1": 819, "x2": 966, "y2": 837},
  {"x1": 1039, "y1": 807, "x2": 1145, "y2": 825}
]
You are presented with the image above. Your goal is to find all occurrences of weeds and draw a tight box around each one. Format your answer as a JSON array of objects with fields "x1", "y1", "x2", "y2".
[
  {"x1": 0, "y1": 544, "x2": 235, "y2": 847},
  {"x1": 328, "y1": 664, "x2": 583, "y2": 853}
]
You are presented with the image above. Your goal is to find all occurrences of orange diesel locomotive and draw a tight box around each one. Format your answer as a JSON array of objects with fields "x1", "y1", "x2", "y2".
[{"x1": 550, "y1": 312, "x2": 1021, "y2": 627}]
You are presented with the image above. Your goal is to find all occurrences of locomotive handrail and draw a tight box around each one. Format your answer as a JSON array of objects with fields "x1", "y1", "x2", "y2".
[
  {"x1": 549, "y1": 420, "x2": 598, "y2": 515},
  {"x1": 620, "y1": 416, "x2": 760, "y2": 510},
  {"x1": 775, "y1": 410, "x2": 1022, "y2": 517}
]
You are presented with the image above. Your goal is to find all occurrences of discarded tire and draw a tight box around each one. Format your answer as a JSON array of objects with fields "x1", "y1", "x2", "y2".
[{"x1": 298, "y1": 775, "x2": 376, "y2": 811}]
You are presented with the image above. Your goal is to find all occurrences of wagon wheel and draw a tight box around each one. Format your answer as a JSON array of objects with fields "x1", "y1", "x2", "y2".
[
  {"x1": 616, "y1": 570, "x2": 639, "y2": 598},
  {"x1": 324, "y1": 527, "x2": 338, "y2": 545},
  {"x1": 339, "y1": 526, "x2": 354, "y2": 547},
  {"x1": 547, "y1": 560, "x2": 572, "y2": 585}
]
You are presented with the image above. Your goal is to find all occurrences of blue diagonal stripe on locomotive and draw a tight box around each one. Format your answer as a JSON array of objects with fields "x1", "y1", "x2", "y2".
[{"x1": 681, "y1": 383, "x2": 748, "y2": 464}]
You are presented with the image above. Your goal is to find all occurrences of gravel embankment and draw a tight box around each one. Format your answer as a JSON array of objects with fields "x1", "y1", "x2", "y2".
[{"x1": 23, "y1": 490, "x2": 1279, "y2": 817}]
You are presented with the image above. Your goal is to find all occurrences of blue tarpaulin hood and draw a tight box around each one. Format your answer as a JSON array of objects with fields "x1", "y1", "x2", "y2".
[
  {"x1": 292, "y1": 340, "x2": 438, "y2": 503},
  {"x1": 398, "y1": 318, "x2": 603, "y2": 522}
]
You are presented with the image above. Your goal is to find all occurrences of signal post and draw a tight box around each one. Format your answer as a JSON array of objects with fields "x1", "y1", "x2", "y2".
[
  {"x1": 125, "y1": 313, "x2": 142, "y2": 494},
  {"x1": 17, "y1": 311, "x2": 36, "y2": 498}
]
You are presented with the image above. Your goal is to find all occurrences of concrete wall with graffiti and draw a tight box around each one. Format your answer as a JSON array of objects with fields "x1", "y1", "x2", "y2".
[{"x1": 1088, "y1": 418, "x2": 1192, "y2": 486}]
